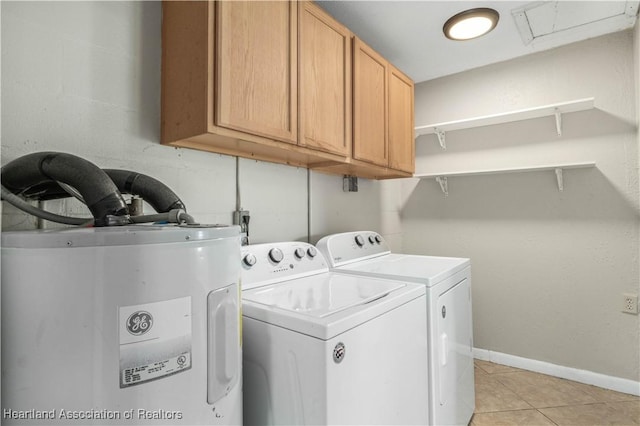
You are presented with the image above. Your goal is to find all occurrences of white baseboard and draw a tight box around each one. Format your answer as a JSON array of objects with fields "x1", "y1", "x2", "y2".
[{"x1": 473, "y1": 348, "x2": 640, "y2": 396}]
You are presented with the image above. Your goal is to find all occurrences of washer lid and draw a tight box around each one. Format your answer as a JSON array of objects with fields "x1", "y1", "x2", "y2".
[
  {"x1": 242, "y1": 272, "x2": 425, "y2": 340},
  {"x1": 337, "y1": 253, "x2": 470, "y2": 287}
]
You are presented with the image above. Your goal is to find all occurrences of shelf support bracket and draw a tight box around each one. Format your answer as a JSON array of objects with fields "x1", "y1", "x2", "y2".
[
  {"x1": 555, "y1": 168, "x2": 564, "y2": 191},
  {"x1": 554, "y1": 108, "x2": 562, "y2": 136},
  {"x1": 436, "y1": 176, "x2": 448, "y2": 196},
  {"x1": 434, "y1": 127, "x2": 446, "y2": 150}
]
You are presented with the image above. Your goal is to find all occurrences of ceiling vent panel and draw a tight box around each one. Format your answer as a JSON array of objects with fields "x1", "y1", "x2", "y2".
[{"x1": 512, "y1": 1, "x2": 639, "y2": 46}]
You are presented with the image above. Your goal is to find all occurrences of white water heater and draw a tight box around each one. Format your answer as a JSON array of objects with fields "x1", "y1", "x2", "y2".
[{"x1": 1, "y1": 225, "x2": 242, "y2": 425}]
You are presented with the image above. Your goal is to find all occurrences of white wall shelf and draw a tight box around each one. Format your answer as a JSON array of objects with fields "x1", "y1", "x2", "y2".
[
  {"x1": 414, "y1": 162, "x2": 596, "y2": 196},
  {"x1": 414, "y1": 97, "x2": 595, "y2": 150}
]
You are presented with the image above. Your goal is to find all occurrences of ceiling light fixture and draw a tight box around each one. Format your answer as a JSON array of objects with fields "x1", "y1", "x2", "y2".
[{"x1": 443, "y1": 8, "x2": 500, "y2": 41}]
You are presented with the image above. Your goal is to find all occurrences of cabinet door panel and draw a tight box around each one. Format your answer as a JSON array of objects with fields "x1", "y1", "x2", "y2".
[
  {"x1": 353, "y1": 38, "x2": 387, "y2": 166},
  {"x1": 299, "y1": 2, "x2": 351, "y2": 156},
  {"x1": 217, "y1": 1, "x2": 297, "y2": 144},
  {"x1": 388, "y1": 66, "x2": 414, "y2": 173}
]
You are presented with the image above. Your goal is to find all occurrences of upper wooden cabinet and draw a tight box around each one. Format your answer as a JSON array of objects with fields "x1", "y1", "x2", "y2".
[
  {"x1": 351, "y1": 38, "x2": 415, "y2": 175},
  {"x1": 162, "y1": 1, "x2": 343, "y2": 168},
  {"x1": 298, "y1": 1, "x2": 351, "y2": 157},
  {"x1": 388, "y1": 64, "x2": 415, "y2": 173},
  {"x1": 217, "y1": 1, "x2": 297, "y2": 144},
  {"x1": 353, "y1": 38, "x2": 388, "y2": 167},
  {"x1": 162, "y1": 1, "x2": 414, "y2": 178}
]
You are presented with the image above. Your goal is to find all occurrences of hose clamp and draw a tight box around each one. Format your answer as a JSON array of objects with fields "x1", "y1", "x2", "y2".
[{"x1": 104, "y1": 214, "x2": 131, "y2": 226}]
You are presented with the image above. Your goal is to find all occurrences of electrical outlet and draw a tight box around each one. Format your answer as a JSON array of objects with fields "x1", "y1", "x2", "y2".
[
  {"x1": 622, "y1": 293, "x2": 638, "y2": 314},
  {"x1": 233, "y1": 210, "x2": 250, "y2": 227},
  {"x1": 343, "y1": 175, "x2": 358, "y2": 192},
  {"x1": 233, "y1": 210, "x2": 250, "y2": 245}
]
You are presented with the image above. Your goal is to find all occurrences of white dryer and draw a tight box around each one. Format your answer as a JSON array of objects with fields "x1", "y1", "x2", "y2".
[
  {"x1": 316, "y1": 232, "x2": 475, "y2": 426},
  {"x1": 240, "y1": 242, "x2": 429, "y2": 425}
]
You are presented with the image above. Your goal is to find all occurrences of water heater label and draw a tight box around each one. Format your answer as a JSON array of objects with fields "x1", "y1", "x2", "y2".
[{"x1": 119, "y1": 297, "x2": 192, "y2": 388}]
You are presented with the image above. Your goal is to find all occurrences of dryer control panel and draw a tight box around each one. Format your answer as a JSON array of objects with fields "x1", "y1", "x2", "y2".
[
  {"x1": 316, "y1": 231, "x2": 391, "y2": 267},
  {"x1": 241, "y1": 242, "x2": 329, "y2": 290}
]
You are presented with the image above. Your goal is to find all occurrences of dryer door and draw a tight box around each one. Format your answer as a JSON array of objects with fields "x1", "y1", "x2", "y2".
[{"x1": 436, "y1": 277, "x2": 473, "y2": 408}]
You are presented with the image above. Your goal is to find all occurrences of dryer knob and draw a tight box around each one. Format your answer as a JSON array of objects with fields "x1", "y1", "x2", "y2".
[
  {"x1": 374, "y1": 235, "x2": 382, "y2": 244},
  {"x1": 243, "y1": 253, "x2": 257, "y2": 267},
  {"x1": 355, "y1": 235, "x2": 365, "y2": 247},
  {"x1": 268, "y1": 248, "x2": 284, "y2": 263},
  {"x1": 368, "y1": 235, "x2": 376, "y2": 244},
  {"x1": 294, "y1": 247, "x2": 305, "y2": 259},
  {"x1": 307, "y1": 247, "x2": 318, "y2": 258}
]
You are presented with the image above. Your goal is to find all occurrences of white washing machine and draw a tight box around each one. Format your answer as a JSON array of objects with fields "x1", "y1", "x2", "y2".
[
  {"x1": 2, "y1": 225, "x2": 242, "y2": 425},
  {"x1": 316, "y1": 231, "x2": 475, "y2": 426},
  {"x1": 240, "y1": 242, "x2": 429, "y2": 425}
]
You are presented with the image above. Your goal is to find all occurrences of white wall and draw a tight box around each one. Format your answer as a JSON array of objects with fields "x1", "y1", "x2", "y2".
[
  {"x1": 636, "y1": 22, "x2": 640, "y2": 313},
  {"x1": 406, "y1": 30, "x2": 639, "y2": 382},
  {"x1": 309, "y1": 173, "x2": 403, "y2": 250},
  {"x1": 0, "y1": 1, "x2": 385, "y2": 245},
  {"x1": 636, "y1": 22, "x2": 640, "y2": 314}
]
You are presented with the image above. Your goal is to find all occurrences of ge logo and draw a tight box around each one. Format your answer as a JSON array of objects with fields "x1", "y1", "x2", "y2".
[
  {"x1": 177, "y1": 355, "x2": 187, "y2": 366},
  {"x1": 126, "y1": 311, "x2": 153, "y2": 336}
]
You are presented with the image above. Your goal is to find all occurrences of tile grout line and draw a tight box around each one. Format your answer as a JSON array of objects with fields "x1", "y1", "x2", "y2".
[{"x1": 536, "y1": 409, "x2": 559, "y2": 426}]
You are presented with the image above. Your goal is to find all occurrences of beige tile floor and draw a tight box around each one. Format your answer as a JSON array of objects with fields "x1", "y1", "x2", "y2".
[{"x1": 471, "y1": 360, "x2": 640, "y2": 426}]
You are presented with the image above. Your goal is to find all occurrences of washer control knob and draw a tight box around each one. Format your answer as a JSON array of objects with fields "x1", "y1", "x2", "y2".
[
  {"x1": 307, "y1": 247, "x2": 318, "y2": 258},
  {"x1": 268, "y1": 248, "x2": 284, "y2": 263},
  {"x1": 294, "y1": 247, "x2": 305, "y2": 259},
  {"x1": 368, "y1": 235, "x2": 376, "y2": 244},
  {"x1": 355, "y1": 235, "x2": 365, "y2": 247},
  {"x1": 243, "y1": 253, "x2": 257, "y2": 267},
  {"x1": 375, "y1": 235, "x2": 382, "y2": 244}
]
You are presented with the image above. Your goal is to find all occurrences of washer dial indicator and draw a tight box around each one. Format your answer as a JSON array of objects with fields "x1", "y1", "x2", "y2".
[{"x1": 269, "y1": 248, "x2": 284, "y2": 263}]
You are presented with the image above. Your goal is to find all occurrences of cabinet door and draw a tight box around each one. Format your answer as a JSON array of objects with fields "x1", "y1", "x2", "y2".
[
  {"x1": 388, "y1": 65, "x2": 415, "y2": 173},
  {"x1": 298, "y1": 2, "x2": 351, "y2": 157},
  {"x1": 352, "y1": 38, "x2": 388, "y2": 167},
  {"x1": 216, "y1": 1, "x2": 297, "y2": 144}
]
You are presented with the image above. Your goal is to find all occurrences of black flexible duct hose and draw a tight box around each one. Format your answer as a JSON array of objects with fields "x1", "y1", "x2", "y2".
[
  {"x1": 1, "y1": 185, "x2": 194, "y2": 226},
  {"x1": 14, "y1": 170, "x2": 187, "y2": 214},
  {"x1": 1, "y1": 152, "x2": 129, "y2": 226},
  {"x1": 102, "y1": 169, "x2": 186, "y2": 213}
]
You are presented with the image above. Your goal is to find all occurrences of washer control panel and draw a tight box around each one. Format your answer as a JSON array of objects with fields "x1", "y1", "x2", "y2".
[
  {"x1": 316, "y1": 231, "x2": 391, "y2": 267},
  {"x1": 241, "y1": 242, "x2": 328, "y2": 290}
]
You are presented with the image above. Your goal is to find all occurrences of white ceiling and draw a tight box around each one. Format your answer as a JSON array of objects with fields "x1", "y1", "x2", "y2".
[{"x1": 317, "y1": 1, "x2": 639, "y2": 83}]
